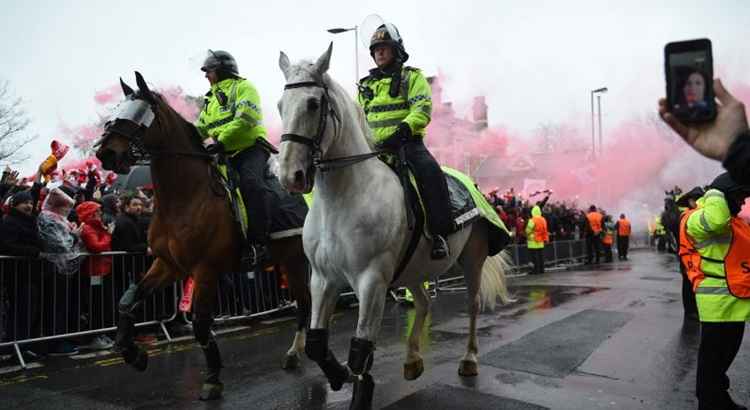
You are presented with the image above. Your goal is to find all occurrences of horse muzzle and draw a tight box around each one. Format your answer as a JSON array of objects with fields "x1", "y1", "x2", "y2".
[{"x1": 96, "y1": 147, "x2": 131, "y2": 175}]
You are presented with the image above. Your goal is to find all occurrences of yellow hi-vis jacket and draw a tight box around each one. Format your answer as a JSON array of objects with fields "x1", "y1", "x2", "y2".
[
  {"x1": 195, "y1": 77, "x2": 267, "y2": 153},
  {"x1": 357, "y1": 66, "x2": 432, "y2": 143},
  {"x1": 683, "y1": 189, "x2": 750, "y2": 322}
]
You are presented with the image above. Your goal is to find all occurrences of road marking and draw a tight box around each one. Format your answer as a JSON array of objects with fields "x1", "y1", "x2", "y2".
[{"x1": 0, "y1": 373, "x2": 48, "y2": 386}]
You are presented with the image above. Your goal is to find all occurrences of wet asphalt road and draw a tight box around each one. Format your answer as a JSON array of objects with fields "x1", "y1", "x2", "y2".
[{"x1": 2, "y1": 249, "x2": 749, "y2": 409}]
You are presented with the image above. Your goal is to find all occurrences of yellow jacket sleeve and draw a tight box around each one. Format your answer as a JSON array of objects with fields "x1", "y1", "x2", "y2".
[{"x1": 402, "y1": 70, "x2": 432, "y2": 135}]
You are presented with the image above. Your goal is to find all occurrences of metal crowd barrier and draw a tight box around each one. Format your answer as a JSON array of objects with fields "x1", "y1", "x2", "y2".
[{"x1": 0, "y1": 251, "x2": 296, "y2": 369}]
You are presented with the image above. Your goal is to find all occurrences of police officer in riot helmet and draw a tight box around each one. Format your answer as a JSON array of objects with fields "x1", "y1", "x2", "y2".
[
  {"x1": 357, "y1": 23, "x2": 452, "y2": 259},
  {"x1": 195, "y1": 50, "x2": 274, "y2": 266}
]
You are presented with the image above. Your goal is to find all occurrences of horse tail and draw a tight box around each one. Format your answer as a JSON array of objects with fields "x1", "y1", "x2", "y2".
[{"x1": 478, "y1": 249, "x2": 515, "y2": 311}]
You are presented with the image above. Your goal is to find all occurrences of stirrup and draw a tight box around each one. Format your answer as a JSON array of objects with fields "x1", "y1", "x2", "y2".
[{"x1": 430, "y1": 235, "x2": 450, "y2": 260}]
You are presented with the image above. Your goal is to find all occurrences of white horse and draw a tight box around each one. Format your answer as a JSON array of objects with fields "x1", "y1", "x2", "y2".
[{"x1": 277, "y1": 44, "x2": 511, "y2": 409}]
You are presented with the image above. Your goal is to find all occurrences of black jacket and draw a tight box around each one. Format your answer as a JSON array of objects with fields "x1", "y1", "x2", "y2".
[
  {"x1": 723, "y1": 130, "x2": 750, "y2": 186},
  {"x1": 0, "y1": 209, "x2": 43, "y2": 257},
  {"x1": 112, "y1": 213, "x2": 148, "y2": 253}
]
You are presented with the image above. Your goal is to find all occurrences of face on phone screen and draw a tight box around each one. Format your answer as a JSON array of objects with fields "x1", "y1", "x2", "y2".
[{"x1": 668, "y1": 49, "x2": 714, "y2": 121}]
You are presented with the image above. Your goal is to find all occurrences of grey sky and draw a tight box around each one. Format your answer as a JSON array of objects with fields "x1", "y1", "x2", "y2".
[{"x1": 2, "y1": 0, "x2": 748, "y2": 173}]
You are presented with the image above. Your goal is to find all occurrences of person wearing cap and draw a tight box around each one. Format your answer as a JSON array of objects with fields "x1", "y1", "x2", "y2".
[
  {"x1": 0, "y1": 191, "x2": 43, "y2": 257},
  {"x1": 673, "y1": 186, "x2": 705, "y2": 321},
  {"x1": 679, "y1": 172, "x2": 750, "y2": 410},
  {"x1": 195, "y1": 50, "x2": 274, "y2": 265},
  {"x1": 357, "y1": 22, "x2": 452, "y2": 259}
]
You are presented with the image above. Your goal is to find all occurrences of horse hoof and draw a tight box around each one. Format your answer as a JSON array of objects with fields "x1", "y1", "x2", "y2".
[
  {"x1": 403, "y1": 359, "x2": 424, "y2": 380},
  {"x1": 199, "y1": 382, "x2": 224, "y2": 401},
  {"x1": 122, "y1": 347, "x2": 148, "y2": 372},
  {"x1": 458, "y1": 360, "x2": 478, "y2": 377},
  {"x1": 282, "y1": 352, "x2": 300, "y2": 370}
]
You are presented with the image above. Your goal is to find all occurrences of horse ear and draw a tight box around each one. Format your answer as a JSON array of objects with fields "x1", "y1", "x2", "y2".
[
  {"x1": 134, "y1": 71, "x2": 155, "y2": 103},
  {"x1": 279, "y1": 51, "x2": 291, "y2": 80},
  {"x1": 313, "y1": 42, "x2": 333, "y2": 75},
  {"x1": 120, "y1": 78, "x2": 135, "y2": 97}
]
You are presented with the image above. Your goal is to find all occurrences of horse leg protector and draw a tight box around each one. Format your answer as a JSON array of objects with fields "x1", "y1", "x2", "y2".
[
  {"x1": 350, "y1": 373, "x2": 375, "y2": 410},
  {"x1": 115, "y1": 283, "x2": 144, "y2": 352},
  {"x1": 347, "y1": 337, "x2": 374, "y2": 375},
  {"x1": 194, "y1": 319, "x2": 223, "y2": 383},
  {"x1": 306, "y1": 328, "x2": 350, "y2": 391}
]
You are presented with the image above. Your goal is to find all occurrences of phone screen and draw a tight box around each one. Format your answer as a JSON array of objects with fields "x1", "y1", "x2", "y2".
[{"x1": 665, "y1": 39, "x2": 715, "y2": 123}]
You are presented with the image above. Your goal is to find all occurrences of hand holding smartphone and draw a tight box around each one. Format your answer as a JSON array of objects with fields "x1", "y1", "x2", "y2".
[{"x1": 664, "y1": 38, "x2": 716, "y2": 123}]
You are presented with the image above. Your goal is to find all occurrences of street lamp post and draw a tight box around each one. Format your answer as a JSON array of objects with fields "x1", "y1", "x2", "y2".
[
  {"x1": 589, "y1": 87, "x2": 607, "y2": 159},
  {"x1": 597, "y1": 94, "x2": 603, "y2": 156},
  {"x1": 327, "y1": 26, "x2": 359, "y2": 84}
]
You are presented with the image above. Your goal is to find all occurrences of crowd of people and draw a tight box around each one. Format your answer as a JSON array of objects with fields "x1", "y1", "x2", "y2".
[
  {"x1": 0, "y1": 161, "x2": 153, "y2": 359},
  {"x1": 483, "y1": 188, "x2": 633, "y2": 274}
]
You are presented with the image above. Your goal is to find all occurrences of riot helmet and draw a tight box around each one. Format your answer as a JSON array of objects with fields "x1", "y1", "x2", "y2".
[
  {"x1": 201, "y1": 50, "x2": 239, "y2": 76},
  {"x1": 369, "y1": 23, "x2": 409, "y2": 63}
]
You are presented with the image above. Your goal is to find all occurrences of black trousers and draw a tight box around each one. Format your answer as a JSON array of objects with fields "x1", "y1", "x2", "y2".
[
  {"x1": 529, "y1": 248, "x2": 545, "y2": 275},
  {"x1": 586, "y1": 235, "x2": 601, "y2": 264},
  {"x1": 617, "y1": 236, "x2": 629, "y2": 259},
  {"x1": 680, "y1": 263, "x2": 698, "y2": 317},
  {"x1": 696, "y1": 322, "x2": 745, "y2": 407},
  {"x1": 404, "y1": 140, "x2": 452, "y2": 236},
  {"x1": 228, "y1": 144, "x2": 273, "y2": 244},
  {"x1": 603, "y1": 244, "x2": 613, "y2": 262}
]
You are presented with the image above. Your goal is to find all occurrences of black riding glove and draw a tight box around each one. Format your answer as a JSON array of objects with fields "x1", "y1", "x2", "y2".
[
  {"x1": 205, "y1": 141, "x2": 225, "y2": 155},
  {"x1": 377, "y1": 123, "x2": 412, "y2": 151}
]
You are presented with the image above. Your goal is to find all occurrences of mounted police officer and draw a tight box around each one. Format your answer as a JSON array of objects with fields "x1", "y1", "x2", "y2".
[
  {"x1": 195, "y1": 50, "x2": 273, "y2": 265},
  {"x1": 357, "y1": 23, "x2": 452, "y2": 259}
]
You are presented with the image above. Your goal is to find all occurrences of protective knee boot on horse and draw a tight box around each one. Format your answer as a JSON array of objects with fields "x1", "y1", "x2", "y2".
[
  {"x1": 431, "y1": 234, "x2": 450, "y2": 260},
  {"x1": 347, "y1": 337, "x2": 374, "y2": 375},
  {"x1": 350, "y1": 373, "x2": 375, "y2": 410},
  {"x1": 306, "y1": 328, "x2": 351, "y2": 391},
  {"x1": 193, "y1": 319, "x2": 223, "y2": 375}
]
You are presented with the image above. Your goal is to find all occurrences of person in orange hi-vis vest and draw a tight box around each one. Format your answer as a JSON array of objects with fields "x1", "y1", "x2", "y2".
[
  {"x1": 585, "y1": 205, "x2": 603, "y2": 264},
  {"x1": 614, "y1": 213, "x2": 632, "y2": 260},
  {"x1": 525, "y1": 205, "x2": 549, "y2": 275},
  {"x1": 601, "y1": 215, "x2": 615, "y2": 263}
]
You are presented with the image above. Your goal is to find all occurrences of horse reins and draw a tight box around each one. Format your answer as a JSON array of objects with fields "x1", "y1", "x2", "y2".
[{"x1": 280, "y1": 80, "x2": 385, "y2": 172}]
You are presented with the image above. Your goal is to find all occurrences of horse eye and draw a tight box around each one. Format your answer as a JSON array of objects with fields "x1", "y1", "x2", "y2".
[{"x1": 307, "y1": 98, "x2": 319, "y2": 111}]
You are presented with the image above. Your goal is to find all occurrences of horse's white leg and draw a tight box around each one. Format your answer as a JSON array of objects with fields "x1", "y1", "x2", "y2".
[
  {"x1": 348, "y1": 271, "x2": 389, "y2": 409},
  {"x1": 458, "y1": 225, "x2": 488, "y2": 377},
  {"x1": 403, "y1": 282, "x2": 430, "y2": 380},
  {"x1": 305, "y1": 271, "x2": 351, "y2": 390}
]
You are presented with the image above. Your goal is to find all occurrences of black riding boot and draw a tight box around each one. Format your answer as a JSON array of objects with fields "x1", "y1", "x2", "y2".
[
  {"x1": 404, "y1": 140, "x2": 453, "y2": 260},
  {"x1": 230, "y1": 144, "x2": 273, "y2": 268}
]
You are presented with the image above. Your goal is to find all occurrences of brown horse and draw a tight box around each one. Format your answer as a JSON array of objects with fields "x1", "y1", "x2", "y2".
[{"x1": 95, "y1": 72, "x2": 310, "y2": 400}]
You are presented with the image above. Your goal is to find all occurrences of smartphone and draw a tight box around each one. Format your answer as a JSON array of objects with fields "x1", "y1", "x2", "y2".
[{"x1": 664, "y1": 38, "x2": 716, "y2": 123}]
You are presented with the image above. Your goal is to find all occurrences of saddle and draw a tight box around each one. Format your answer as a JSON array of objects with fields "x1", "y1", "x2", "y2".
[
  {"x1": 385, "y1": 152, "x2": 511, "y2": 282},
  {"x1": 214, "y1": 158, "x2": 308, "y2": 244}
]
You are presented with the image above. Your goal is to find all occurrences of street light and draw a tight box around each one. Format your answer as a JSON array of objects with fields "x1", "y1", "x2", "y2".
[
  {"x1": 590, "y1": 87, "x2": 607, "y2": 159},
  {"x1": 327, "y1": 26, "x2": 359, "y2": 84}
]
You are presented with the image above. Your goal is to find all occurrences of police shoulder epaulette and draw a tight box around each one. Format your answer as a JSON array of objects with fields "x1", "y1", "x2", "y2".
[
  {"x1": 403, "y1": 66, "x2": 421, "y2": 73},
  {"x1": 359, "y1": 74, "x2": 372, "y2": 83}
]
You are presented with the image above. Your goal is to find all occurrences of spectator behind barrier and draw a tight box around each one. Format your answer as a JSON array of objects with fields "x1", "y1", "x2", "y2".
[
  {"x1": 112, "y1": 194, "x2": 147, "y2": 253},
  {"x1": 37, "y1": 187, "x2": 83, "y2": 274}
]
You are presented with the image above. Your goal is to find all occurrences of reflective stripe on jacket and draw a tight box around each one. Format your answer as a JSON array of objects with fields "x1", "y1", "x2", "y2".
[
  {"x1": 195, "y1": 77, "x2": 267, "y2": 152},
  {"x1": 679, "y1": 189, "x2": 750, "y2": 322},
  {"x1": 357, "y1": 66, "x2": 432, "y2": 143}
]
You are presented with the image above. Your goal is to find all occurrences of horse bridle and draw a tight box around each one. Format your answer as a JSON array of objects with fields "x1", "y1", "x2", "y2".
[
  {"x1": 99, "y1": 95, "x2": 212, "y2": 164},
  {"x1": 280, "y1": 80, "x2": 384, "y2": 172}
]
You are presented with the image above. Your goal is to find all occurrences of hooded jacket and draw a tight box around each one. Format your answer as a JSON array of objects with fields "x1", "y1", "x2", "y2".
[{"x1": 76, "y1": 201, "x2": 112, "y2": 277}]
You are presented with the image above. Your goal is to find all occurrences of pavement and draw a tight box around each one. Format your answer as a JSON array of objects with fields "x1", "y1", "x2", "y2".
[{"x1": 1, "y1": 249, "x2": 749, "y2": 409}]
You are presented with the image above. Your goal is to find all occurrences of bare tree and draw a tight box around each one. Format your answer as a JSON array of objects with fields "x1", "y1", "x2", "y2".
[{"x1": 0, "y1": 81, "x2": 36, "y2": 164}]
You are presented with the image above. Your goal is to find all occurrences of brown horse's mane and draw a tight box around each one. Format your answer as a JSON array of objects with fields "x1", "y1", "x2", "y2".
[{"x1": 144, "y1": 90, "x2": 207, "y2": 156}]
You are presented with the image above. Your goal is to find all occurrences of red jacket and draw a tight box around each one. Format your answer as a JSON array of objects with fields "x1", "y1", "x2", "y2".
[{"x1": 76, "y1": 201, "x2": 112, "y2": 277}]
